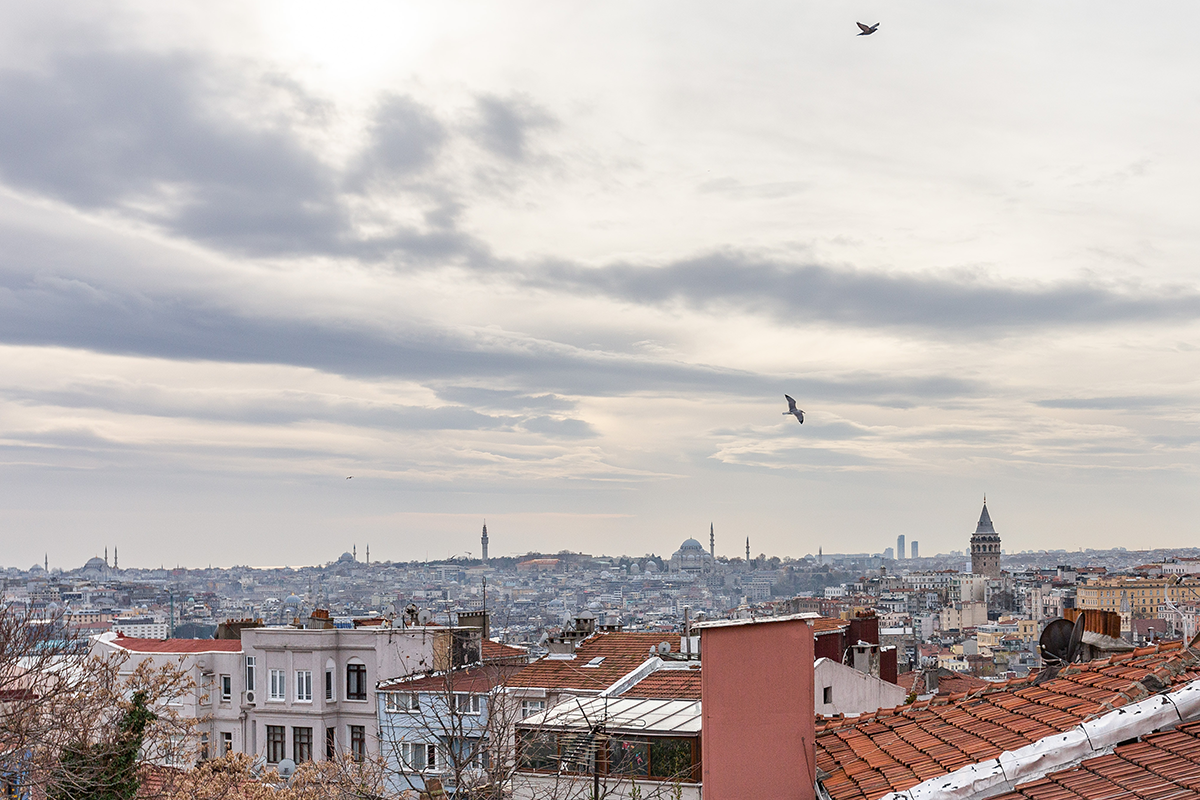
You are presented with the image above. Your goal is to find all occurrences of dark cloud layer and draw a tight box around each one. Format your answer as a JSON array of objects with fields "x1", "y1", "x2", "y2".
[
  {"x1": 0, "y1": 262, "x2": 977, "y2": 407},
  {"x1": 0, "y1": 50, "x2": 476, "y2": 261},
  {"x1": 528, "y1": 253, "x2": 1200, "y2": 333}
]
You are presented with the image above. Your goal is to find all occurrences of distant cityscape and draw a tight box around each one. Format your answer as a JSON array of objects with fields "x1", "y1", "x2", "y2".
[{"x1": 8, "y1": 502, "x2": 1200, "y2": 667}]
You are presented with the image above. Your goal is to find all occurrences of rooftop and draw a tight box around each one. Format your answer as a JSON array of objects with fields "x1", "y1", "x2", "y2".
[
  {"x1": 620, "y1": 666, "x2": 702, "y2": 701},
  {"x1": 103, "y1": 633, "x2": 243, "y2": 654},
  {"x1": 816, "y1": 641, "x2": 1200, "y2": 800},
  {"x1": 991, "y1": 719, "x2": 1200, "y2": 800},
  {"x1": 508, "y1": 631, "x2": 686, "y2": 692},
  {"x1": 519, "y1": 696, "x2": 702, "y2": 736}
]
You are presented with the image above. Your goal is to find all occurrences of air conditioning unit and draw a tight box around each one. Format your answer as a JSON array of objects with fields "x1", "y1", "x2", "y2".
[{"x1": 242, "y1": 690, "x2": 256, "y2": 706}]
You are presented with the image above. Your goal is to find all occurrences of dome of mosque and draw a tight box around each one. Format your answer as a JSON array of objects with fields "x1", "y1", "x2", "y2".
[
  {"x1": 678, "y1": 538, "x2": 705, "y2": 551},
  {"x1": 338, "y1": 552, "x2": 355, "y2": 563},
  {"x1": 84, "y1": 557, "x2": 107, "y2": 570}
]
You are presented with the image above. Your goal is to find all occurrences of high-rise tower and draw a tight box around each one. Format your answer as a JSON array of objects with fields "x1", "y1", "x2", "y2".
[
  {"x1": 910, "y1": 541, "x2": 918, "y2": 559},
  {"x1": 896, "y1": 534, "x2": 905, "y2": 561},
  {"x1": 970, "y1": 499, "x2": 1001, "y2": 577},
  {"x1": 481, "y1": 521, "x2": 489, "y2": 562}
]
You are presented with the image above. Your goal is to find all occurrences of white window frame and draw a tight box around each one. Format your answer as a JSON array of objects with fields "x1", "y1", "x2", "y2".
[
  {"x1": 245, "y1": 656, "x2": 256, "y2": 692},
  {"x1": 454, "y1": 693, "x2": 481, "y2": 715},
  {"x1": 400, "y1": 742, "x2": 438, "y2": 772},
  {"x1": 386, "y1": 692, "x2": 420, "y2": 713},
  {"x1": 221, "y1": 731, "x2": 233, "y2": 755},
  {"x1": 220, "y1": 674, "x2": 232, "y2": 702},
  {"x1": 296, "y1": 670, "x2": 313, "y2": 702},
  {"x1": 521, "y1": 699, "x2": 545, "y2": 718},
  {"x1": 268, "y1": 668, "x2": 285, "y2": 702}
]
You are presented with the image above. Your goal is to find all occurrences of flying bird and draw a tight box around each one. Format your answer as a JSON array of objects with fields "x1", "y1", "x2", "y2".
[
  {"x1": 783, "y1": 395, "x2": 805, "y2": 424},
  {"x1": 856, "y1": 22, "x2": 880, "y2": 35},
  {"x1": 346, "y1": 476, "x2": 353, "y2": 480}
]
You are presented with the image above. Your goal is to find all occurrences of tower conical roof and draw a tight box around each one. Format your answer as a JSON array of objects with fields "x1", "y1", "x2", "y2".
[{"x1": 975, "y1": 502, "x2": 995, "y2": 535}]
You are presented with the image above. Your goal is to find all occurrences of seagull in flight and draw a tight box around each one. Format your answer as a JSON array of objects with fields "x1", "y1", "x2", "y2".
[
  {"x1": 783, "y1": 395, "x2": 805, "y2": 424},
  {"x1": 856, "y1": 22, "x2": 880, "y2": 35},
  {"x1": 346, "y1": 476, "x2": 353, "y2": 480}
]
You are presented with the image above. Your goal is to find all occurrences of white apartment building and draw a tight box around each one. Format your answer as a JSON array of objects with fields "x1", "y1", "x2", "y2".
[
  {"x1": 93, "y1": 622, "x2": 463, "y2": 766},
  {"x1": 111, "y1": 615, "x2": 170, "y2": 639}
]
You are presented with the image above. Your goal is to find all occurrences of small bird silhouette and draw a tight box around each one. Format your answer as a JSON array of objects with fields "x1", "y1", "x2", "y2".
[
  {"x1": 856, "y1": 22, "x2": 880, "y2": 35},
  {"x1": 783, "y1": 395, "x2": 805, "y2": 424},
  {"x1": 346, "y1": 476, "x2": 353, "y2": 480}
]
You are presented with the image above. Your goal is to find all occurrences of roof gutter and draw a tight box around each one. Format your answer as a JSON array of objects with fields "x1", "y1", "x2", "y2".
[{"x1": 878, "y1": 677, "x2": 1200, "y2": 800}]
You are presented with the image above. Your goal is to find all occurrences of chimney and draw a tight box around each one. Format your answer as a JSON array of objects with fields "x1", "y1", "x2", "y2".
[{"x1": 698, "y1": 615, "x2": 817, "y2": 800}]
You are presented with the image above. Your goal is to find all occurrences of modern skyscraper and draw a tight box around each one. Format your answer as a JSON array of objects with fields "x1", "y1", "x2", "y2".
[
  {"x1": 896, "y1": 535, "x2": 906, "y2": 561},
  {"x1": 910, "y1": 540, "x2": 919, "y2": 560},
  {"x1": 481, "y1": 522, "x2": 489, "y2": 562},
  {"x1": 970, "y1": 499, "x2": 1001, "y2": 578}
]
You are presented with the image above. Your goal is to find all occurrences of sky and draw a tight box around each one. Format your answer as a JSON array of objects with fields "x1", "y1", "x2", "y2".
[{"x1": 2, "y1": 2, "x2": 1199, "y2": 569}]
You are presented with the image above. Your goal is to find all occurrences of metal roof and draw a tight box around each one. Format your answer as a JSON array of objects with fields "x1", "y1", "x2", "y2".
[{"x1": 519, "y1": 696, "x2": 701, "y2": 735}]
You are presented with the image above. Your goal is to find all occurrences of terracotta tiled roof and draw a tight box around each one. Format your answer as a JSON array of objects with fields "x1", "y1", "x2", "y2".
[
  {"x1": 814, "y1": 618, "x2": 852, "y2": 633},
  {"x1": 816, "y1": 642, "x2": 1200, "y2": 800},
  {"x1": 379, "y1": 663, "x2": 524, "y2": 693},
  {"x1": 622, "y1": 667, "x2": 702, "y2": 700},
  {"x1": 993, "y1": 719, "x2": 1200, "y2": 800},
  {"x1": 482, "y1": 639, "x2": 529, "y2": 662},
  {"x1": 896, "y1": 670, "x2": 990, "y2": 697},
  {"x1": 107, "y1": 636, "x2": 243, "y2": 653},
  {"x1": 508, "y1": 632, "x2": 678, "y2": 692}
]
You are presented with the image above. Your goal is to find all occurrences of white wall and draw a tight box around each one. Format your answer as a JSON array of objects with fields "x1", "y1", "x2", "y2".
[{"x1": 814, "y1": 658, "x2": 906, "y2": 717}]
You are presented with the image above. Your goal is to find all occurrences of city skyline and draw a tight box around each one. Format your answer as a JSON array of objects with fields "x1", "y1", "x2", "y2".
[{"x1": 2, "y1": 3, "x2": 1200, "y2": 566}]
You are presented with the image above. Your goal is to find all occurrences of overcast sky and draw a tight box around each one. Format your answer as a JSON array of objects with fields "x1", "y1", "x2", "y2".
[{"x1": 2, "y1": 2, "x2": 1199, "y2": 569}]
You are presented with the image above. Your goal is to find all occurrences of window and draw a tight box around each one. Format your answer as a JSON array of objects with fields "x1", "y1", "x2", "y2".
[
  {"x1": 386, "y1": 692, "x2": 420, "y2": 713},
  {"x1": 296, "y1": 670, "x2": 312, "y2": 702},
  {"x1": 649, "y1": 737, "x2": 694, "y2": 780},
  {"x1": 450, "y1": 737, "x2": 486, "y2": 771},
  {"x1": 521, "y1": 699, "x2": 546, "y2": 718},
  {"x1": 245, "y1": 656, "x2": 255, "y2": 692},
  {"x1": 325, "y1": 669, "x2": 334, "y2": 701},
  {"x1": 823, "y1": 686, "x2": 833, "y2": 704},
  {"x1": 608, "y1": 738, "x2": 648, "y2": 776},
  {"x1": 518, "y1": 730, "x2": 557, "y2": 771},
  {"x1": 293, "y1": 727, "x2": 312, "y2": 763},
  {"x1": 269, "y1": 669, "x2": 285, "y2": 701},
  {"x1": 454, "y1": 693, "x2": 481, "y2": 715},
  {"x1": 350, "y1": 725, "x2": 366, "y2": 762},
  {"x1": 200, "y1": 732, "x2": 209, "y2": 761},
  {"x1": 221, "y1": 731, "x2": 233, "y2": 755},
  {"x1": 266, "y1": 725, "x2": 285, "y2": 764},
  {"x1": 220, "y1": 674, "x2": 232, "y2": 702},
  {"x1": 400, "y1": 742, "x2": 438, "y2": 772},
  {"x1": 346, "y1": 663, "x2": 367, "y2": 700},
  {"x1": 325, "y1": 727, "x2": 336, "y2": 760}
]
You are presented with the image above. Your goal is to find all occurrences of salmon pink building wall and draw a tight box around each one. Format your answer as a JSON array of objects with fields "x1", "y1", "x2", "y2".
[{"x1": 699, "y1": 616, "x2": 817, "y2": 800}]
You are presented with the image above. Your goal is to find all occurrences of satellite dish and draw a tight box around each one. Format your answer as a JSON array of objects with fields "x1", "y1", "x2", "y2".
[
  {"x1": 1039, "y1": 618, "x2": 1075, "y2": 665},
  {"x1": 657, "y1": 641, "x2": 671, "y2": 654},
  {"x1": 276, "y1": 758, "x2": 296, "y2": 779},
  {"x1": 1064, "y1": 613, "x2": 1087, "y2": 663},
  {"x1": 417, "y1": 609, "x2": 433, "y2": 626}
]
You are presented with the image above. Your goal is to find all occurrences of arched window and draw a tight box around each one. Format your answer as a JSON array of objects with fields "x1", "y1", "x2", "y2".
[{"x1": 346, "y1": 658, "x2": 367, "y2": 700}]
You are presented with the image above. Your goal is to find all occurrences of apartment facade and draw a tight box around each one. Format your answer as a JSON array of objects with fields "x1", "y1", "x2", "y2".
[{"x1": 93, "y1": 622, "x2": 457, "y2": 767}]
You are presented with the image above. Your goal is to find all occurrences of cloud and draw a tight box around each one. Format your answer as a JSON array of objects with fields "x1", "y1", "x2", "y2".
[
  {"x1": 346, "y1": 94, "x2": 448, "y2": 187},
  {"x1": 0, "y1": 48, "x2": 478, "y2": 262},
  {"x1": 470, "y1": 94, "x2": 556, "y2": 162},
  {"x1": 526, "y1": 252, "x2": 1200, "y2": 334},
  {"x1": 0, "y1": 254, "x2": 981, "y2": 407},
  {"x1": 1035, "y1": 396, "x2": 1178, "y2": 410}
]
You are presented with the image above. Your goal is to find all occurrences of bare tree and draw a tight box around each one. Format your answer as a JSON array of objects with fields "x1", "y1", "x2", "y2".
[{"x1": 0, "y1": 604, "x2": 198, "y2": 799}]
